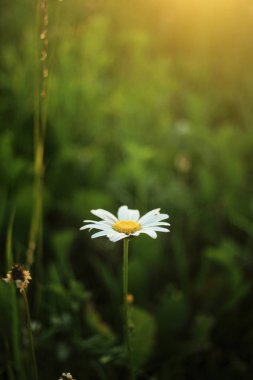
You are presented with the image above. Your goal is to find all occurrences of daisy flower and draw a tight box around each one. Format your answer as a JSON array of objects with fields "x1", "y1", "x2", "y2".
[{"x1": 80, "y1": 205, "x2": 170, "y2": 242}]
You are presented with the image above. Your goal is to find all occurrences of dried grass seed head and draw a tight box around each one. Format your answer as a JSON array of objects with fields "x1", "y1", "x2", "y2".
[
  {"x1": 59, "y1": 373, "x2": 76, "y2": 380},
  {"x1": 4, "y1": 264, "x2": 32, "y2": 292}
]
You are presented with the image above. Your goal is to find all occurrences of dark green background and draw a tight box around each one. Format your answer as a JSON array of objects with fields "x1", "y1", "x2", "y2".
[{"x1": 1, "y1": 0, "x2": 253, "y2": 379}]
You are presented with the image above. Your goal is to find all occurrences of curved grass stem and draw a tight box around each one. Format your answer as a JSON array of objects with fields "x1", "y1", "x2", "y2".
[{"x1": 22, "y1": 290, "x2": 39, "y2": 380}]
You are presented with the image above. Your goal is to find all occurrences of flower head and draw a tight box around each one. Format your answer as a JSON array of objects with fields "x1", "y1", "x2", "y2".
[
  {"x1": 3, "y1": 264, "x2": 32, "y2": 292},
  {"x1": 59, "y1": 373, "x2": 76, "y2": 380},
  {"x1": 127, "y1": 293, "x2": 134, "y2": 304},
  {"x1": 80, "y1": 205, "x2": 170, "y2": 242}
]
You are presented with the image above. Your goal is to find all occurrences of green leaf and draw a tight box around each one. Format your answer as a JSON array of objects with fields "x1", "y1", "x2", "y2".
[
  {"x1": 129, "y1": 305, "x2": 156, "y2": 369},
  {"x1": 0, "y1": 281, "x2": 25, "y2": 380},
  {"x1": 156, "y1": 285, "x2": 189, "y2": 352}
]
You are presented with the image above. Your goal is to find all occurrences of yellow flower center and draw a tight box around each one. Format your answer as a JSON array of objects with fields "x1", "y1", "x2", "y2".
[{"x1": 113, "y1": 220, "x2": 141, "y2": 234}]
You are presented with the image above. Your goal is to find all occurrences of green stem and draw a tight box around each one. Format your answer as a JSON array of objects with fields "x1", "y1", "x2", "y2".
[
  {"x1": 11, "y1": 285, "x2": 25, "y2": 380},
  {"x1": 123, "y1": 239, "x2": 135, "y2": 380},
  {"x1": 123, "y1": 238, "x2": 130, "y2": 355},
  {"x1": 22, "y1": 290, "x2": 39, "y2": 380}
]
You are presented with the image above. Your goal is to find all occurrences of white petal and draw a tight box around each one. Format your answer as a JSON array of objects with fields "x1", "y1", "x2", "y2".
[
  {"x1": 127, "y1": 209, "x2": 140, "y2": 221},
  {"x1": 117, "y1": 205, "x2": 129, "y2": 220},
  {"x1": 80, "y1": 223, "x2": 112, "y2": 231},
  {"x1": 80, "y1": 223, "x2": 98, "y2": 230},
  {"x1": 138, "y1": 208, "x2": 161, "y2": 224},
  {"x1": 149, "y1": 213, "x2": 169, "y2": 222},
  {"x1": 144, "y1": 226, "x2": 170, "y2": 232},
  {"x1": 108, "y1": 232, "x2": 127, "y2": 242},
  {"x1": 113, "y1": 235, "x2": 127, "y2": 242},
  {"x1": 94, "y1": 220, "x2": 113, "y2": 227},
  {"x1": 117, "y1": 205, "x2": 140, "y2": 221},
  {"x1": 141, "y1": 214, "x2": 169, "y2": 226},
  {"x1": 91, "y1": 230, "x2": 110, "y2": 239},
  {"x1": 138, "y1": 229, "x2": 157, "y2": 239},
  {"x1": 131, "y1": 231, "x2": 141, "y2": 236},
  {"x1": 83, "y1": 219, "x2": 112, "y2": 226},
  {"x1": 142, "y1": 221, "x2": 171, "y2": 228},
  {"x1": 83, "y1": 220, "x2": 113, "y2": 227},
  {"x1": 91, "y1": 209, "x2": 118, "y2": 223}
]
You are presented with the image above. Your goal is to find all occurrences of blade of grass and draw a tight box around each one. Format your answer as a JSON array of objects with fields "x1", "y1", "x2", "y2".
[
  {"x1": 26, "y1": 0, "x2": 49, "y2": 317},
  {"x1": 6, "y1": 207, "x2": 15, "y2": 271},
  {"x1": 5, "y1": 213, "x2": 25, "y2": 380}
]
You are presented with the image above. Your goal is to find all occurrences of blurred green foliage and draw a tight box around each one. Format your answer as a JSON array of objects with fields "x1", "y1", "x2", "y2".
[{"x1": 1, "y1": 0, "x2": 253, "y2": 379}]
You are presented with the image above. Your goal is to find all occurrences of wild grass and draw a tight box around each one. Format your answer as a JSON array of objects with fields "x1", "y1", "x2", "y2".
[{"x1": 1, "y1": 0, "x2": 253, "y2": 379}]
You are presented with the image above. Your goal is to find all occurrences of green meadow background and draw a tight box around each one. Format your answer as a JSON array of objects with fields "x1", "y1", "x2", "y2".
[{"x1": 1, "y1": 0, "x2": 253, "y2": 379}]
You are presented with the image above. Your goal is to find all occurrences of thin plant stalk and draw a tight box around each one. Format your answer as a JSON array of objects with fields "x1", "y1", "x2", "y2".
[
  {"x1": 123, "y1": 238, "x2": 130, "y2": 354},
  {"x1": 22, "y1": 290, "x2": 39, "y2": 380},
  {"x1": 6, "y1": 208, "x2": 15, "y2": 271},
  {"x1": 27, "y1": 0, "x2": 48, "y2": 266},
  {"x1": 6, "y1": 212, "x2": 25, "y2": 380},
  {"x1": 27, "y1": 0, "x2": 49, "y2": 317},
  {"x1": 26, "y1": 0, "x2": 43, "y2": 268},
  {"x1": 123, "y1": 239, "x2": 135, "y2": 380}
]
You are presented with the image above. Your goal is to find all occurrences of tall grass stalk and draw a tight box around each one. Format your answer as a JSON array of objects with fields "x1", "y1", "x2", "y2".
[
  {"x1": 6, "y1": 212, "x2": 25, "y2": 380},
  {"x1": 6, "y1": 208, "x2": 15, "y2": 271},
  {"x1": 27, "y1": 0, "x2": 48, "y2": 265},
  {"x1": 26, "y1": 0, "x2": 42, "y2": 267},
  {"x1": 27, "y1": 0, "x2": 48, "y2": 316},
  {"x1": 22, "y1": 290, "x2": 39, "y2": 380}
]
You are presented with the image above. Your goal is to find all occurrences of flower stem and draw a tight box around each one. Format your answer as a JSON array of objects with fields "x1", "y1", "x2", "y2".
[
  {"x1": 123, "y1": 238, "x2": 135, "y2": 380},
  {"x1": 123, "y1": 238, "x2": 130, "y2": 353},
  {"x1": 22, "y1": 290, "x2": 39, "y2": 380}
]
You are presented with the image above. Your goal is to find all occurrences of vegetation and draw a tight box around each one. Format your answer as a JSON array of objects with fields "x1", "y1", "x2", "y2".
[{"x1": 0, "y1": 0, "x2": 253, "y2": 379}]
